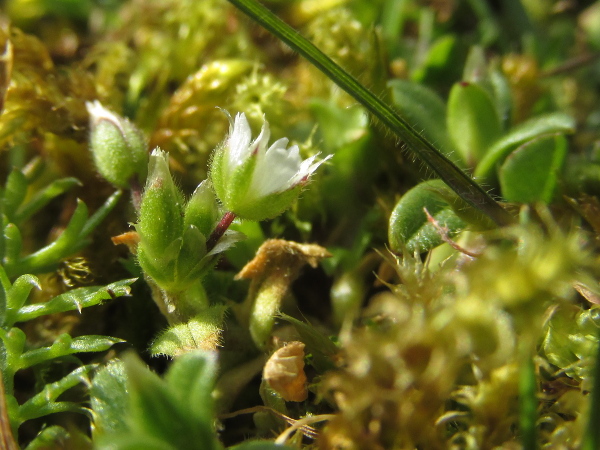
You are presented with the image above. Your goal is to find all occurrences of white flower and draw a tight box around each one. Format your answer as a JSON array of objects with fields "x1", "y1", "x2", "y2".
[
  {"x1": 226, "y1": 112, "x2": 330, "y2": 199},
  {"x1": 210, "y1": 112, "x2": 331, "y2": 221}
]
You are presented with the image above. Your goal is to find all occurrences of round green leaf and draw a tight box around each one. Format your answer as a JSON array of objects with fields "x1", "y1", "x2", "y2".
[
  {"x1": 447, "y1": 81, "x2": 502, "y2": 167},
  {"x1": 388, "y1": 179, "x2": 466, "y2": 254},
  {"x1": 499, "y1": 134, "x2": 568, "y2": 204}
]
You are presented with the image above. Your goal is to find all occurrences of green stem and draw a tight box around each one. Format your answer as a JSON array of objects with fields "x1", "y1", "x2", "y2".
[
  {"x1": 583, "y1": 326, "x2": 600, "y2": 450},
  {"x1": 226, "y1": 0, "x2": 514, "y2": 227},
  {"x1": 519, "y1": 351, "x2": 537, "y2": 450}
]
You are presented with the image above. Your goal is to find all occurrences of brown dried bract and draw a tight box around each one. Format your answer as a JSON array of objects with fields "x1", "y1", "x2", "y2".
[
  {"x1": 264, "y1": 341, "x2": 308, "y2": 402},
  {"x1": 111, "y1": 231, "x2": 140, "y2": 254},
  {"x1": 236, "y1": 239, "x2": 331, "y2": 280}
]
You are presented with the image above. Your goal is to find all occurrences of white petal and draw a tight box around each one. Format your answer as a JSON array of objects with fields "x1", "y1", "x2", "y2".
[
  {"x1": 226, "y1": 113, "x2": 253, "y2": 175},
  {"x1": 288, "y1": 154, "x2": 332, "y2": 187},
  {"x1": 86, "y1": 100, "x2": 122, "y2": 127},
  {"x1": 249, "y1": 143, "x2": 303, "y2": 198},
  {"x1": 251, "y1": 117, "x2": 271, "y2": 157}
]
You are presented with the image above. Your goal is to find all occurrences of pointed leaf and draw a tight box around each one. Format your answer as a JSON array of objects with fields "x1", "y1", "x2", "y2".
[
  {"x1": 19, "y1": 335, "x2": 124, "y2": 370},
  {"x1": 14, "y1": 177, "x2": 80, "y2": 225},
  {"x1": 3, "y1": 168, "x2": 27, "y2": 220},
  {"x1": 10, "y1": 200, "x2": 89, "y2": 275},
  {"x1": 18, "y1": 365, "x2": 96, "y2": 423},
  {"x1": 91, "y1": 360, "x2": 130, "y2": 436},
  {"x1": 279, "y1": 313, "x2": 338, "y2": 373},
  {"x1": 124, "y1": 353, "x2": 220, "y2": 450},
  {"x1": 165, "y1": 351, "x2": 218, "y2": 423},
  {"x1": 15, "y1": 279, "x2": 136, "y2": 322}
]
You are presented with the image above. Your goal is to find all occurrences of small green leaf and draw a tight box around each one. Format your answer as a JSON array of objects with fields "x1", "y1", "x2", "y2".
[
  {"x1": 150, "y1": 306, "x2": 227, "y2": 357},
  {"x1": 14, "y1": 177, "x2": 80, "y2": 225},
  {"x1": 388, "y1": 179, "x2": 467, "y2": 254},
  {"x1": 15, "y1": 279, "x2": 136, "y2": 322},
  {"x1": 3, "y1": 168, "x2": 27, "y2": 221},
  {"x1": 81, "y1": 189, "x2": 123, "y2": 239},
  {"x1": 6, "y1": 274, "x2": 39, "y2": 311},
  {"x1": 124, "y1": 353, "x2": 221, "y2": 450},
  {"x1": 411, "y1": 34, "x2": 462, "y2": 85},
  {"x1": 3, "y1": 223, "x2": 22, "y2": 269},
  {"x1": 18, "y1": 365, "x2": 97, "y2": 423},
  {"x1": 309, "y1": 99, "x2": 367, "y2": 152},
  {"x1": 24, "y1": 425, "x2": 91, "y2": 450},
  {"x1": 19, "y1": 335, "x2": 124, "y2": 370},
  {"x1": 9, "y1": 199, "x2": 89, "y2": 275},
  {"x1": 447, "y1": 81, "x2": 502, "y2": 167},
  {"x1": 475, "y1": 112, "x2": 575, "y2": 181},
  {"x1": 499, "y1": 134, "x2": 568, "y2": 203},
  {"x1": 165, "y1": 351, "x2": 218, "y2": 424},
  {"x1": 388, "y1": 79, "x2": 460, "y2": 165},
  {"x1": 279, "y1": 313, "x2": 338, "y2": 373},
  {"x1": 91, "y1": 360, "x2": 130, "y2": 437},
  {"x1": 228, "y1": 441, "x2": 295, "y2": 450}
]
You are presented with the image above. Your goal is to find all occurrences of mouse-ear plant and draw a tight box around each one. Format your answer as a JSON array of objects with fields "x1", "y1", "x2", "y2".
[{"x1": 131, "y1": 111, "x2": 330, "y2": 357}]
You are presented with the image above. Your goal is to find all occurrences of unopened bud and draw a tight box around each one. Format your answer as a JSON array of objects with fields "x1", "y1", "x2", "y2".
[{"x1": 86, "y1": 100, "x2": 148, "y2": 188}]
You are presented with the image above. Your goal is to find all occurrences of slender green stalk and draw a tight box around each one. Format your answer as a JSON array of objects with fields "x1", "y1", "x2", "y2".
[
  {"x1": 583, "y1": 328, "x2": 600, "y2": 450},
  {"x1": 519, "y1": 354, "x2": 537, "y2": 450},
  {"x1": 227, "y1": 0, "x2": 514, "y2": 226}
]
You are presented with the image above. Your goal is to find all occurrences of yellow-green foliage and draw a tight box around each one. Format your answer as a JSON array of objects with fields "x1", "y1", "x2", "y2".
[{"x1": 319, "y1": 216, "x2": 597, "y2": 449}]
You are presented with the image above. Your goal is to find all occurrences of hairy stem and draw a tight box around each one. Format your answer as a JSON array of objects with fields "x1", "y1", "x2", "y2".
[{"x1": 227, "y1": 0, "x2": 515, "y2": 227}]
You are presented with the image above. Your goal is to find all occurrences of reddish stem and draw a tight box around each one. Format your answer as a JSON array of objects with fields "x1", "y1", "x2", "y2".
[
  {"x1": 206, "y1": 211, "x2": 236, "y2": 252},
  {"x1": 129, "y1": 176, "x2": 143, "y2": 213}
]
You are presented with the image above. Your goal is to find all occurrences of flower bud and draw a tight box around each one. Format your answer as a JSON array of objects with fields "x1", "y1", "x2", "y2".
[
  {"x1": 136, "y1": 149, "x2": 236, "y2": 293},
  {"x1": 136, "y1": 149, "x2": 185, "y2": 289},
  {"x1": 210, "y1": 112, "x2": 330, "y2": 221},
  {"x1": 86, "y1": 100, "x2": 148, "y2": 188}
]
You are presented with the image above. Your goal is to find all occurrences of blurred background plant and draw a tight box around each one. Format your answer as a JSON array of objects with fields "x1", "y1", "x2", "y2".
[{"x1": 1, "y1": 0, "x2": 600, "y2": 448}]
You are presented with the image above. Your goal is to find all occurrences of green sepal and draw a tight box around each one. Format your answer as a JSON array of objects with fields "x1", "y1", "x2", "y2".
[
  {"x1": 184, "y1": 180, "x2": 219, "y2": 238},
  {"x1": 219, "y1": 149, "x2": 257, "y2": 211},
  {"x1": 233, "y1": 184, "x2": 303, "y2": 221},
  {"x1": 137, "y1": 149, "x2": 184, "y2": 263}
]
